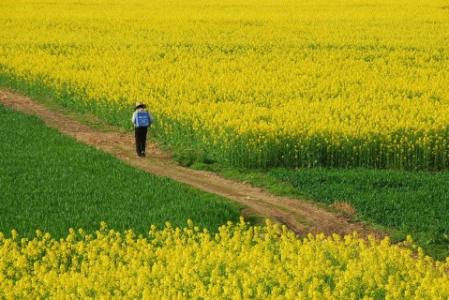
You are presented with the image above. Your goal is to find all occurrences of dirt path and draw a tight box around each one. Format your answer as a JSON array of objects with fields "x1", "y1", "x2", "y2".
[{"x1": 0, "y1": 90, "x2": 384, "y2": 238}]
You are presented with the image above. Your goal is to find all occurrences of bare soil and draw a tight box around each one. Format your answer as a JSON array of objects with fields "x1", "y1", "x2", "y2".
[{"x1": 0, "y1": 90, "x2": 385, "y2": 239}]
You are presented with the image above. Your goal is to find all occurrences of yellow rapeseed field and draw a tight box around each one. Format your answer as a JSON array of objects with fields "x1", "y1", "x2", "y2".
[
  {"x1": 1, "y1": 0, "x2": 449, "y2": 168},
  {"x1": 1, "y1": 220, "x2": 449, "y2": 299}
]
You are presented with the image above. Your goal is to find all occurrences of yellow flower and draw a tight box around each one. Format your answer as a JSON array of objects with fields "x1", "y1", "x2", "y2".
[{"x1": 1, "y1": 221, "x2": 446, "y2": 299}]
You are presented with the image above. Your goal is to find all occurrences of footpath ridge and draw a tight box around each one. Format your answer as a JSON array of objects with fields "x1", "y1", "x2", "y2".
[{"x1": 0, "y1": 90, "x2": 384, "y2": 238}]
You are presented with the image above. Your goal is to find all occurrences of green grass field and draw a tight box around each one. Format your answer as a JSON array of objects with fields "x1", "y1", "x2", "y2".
[
  {"x1": 197, "y1": 163, "x2": 449, "y2": 258},
  {"x1": 0, "y1": 104, "x2": 241, "y2": 237}
]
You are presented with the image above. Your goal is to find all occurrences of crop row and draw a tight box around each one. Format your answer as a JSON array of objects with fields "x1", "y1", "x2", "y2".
[{"x1": 1, "y1": 220, "x2": 448, "y2": 299}]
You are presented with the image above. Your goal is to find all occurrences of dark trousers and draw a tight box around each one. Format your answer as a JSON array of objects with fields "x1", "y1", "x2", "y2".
[{"x1": 135, "y1": 127, "x2": 148, "y2": 155}]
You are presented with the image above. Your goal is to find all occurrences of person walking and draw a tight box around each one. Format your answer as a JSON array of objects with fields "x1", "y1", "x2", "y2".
[{"x1": 132, "y1": 102, "x2": 153, "y2": 157}]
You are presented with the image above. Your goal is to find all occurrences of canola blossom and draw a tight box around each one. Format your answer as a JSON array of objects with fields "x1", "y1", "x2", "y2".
[
  {"x1": 0, "y1": 220, "x2": 448, "y2": 299},
  {"x1": 1, "y1": 0, "x2": 449, "y2": 169}
]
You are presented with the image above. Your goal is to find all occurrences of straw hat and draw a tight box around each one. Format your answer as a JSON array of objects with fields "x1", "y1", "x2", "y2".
[{"x1": 135, "y1": 102, "x2": 146, "y2": 109}]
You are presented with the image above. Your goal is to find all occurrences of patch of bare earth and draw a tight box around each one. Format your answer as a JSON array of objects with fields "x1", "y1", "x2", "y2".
[
  {"x1": 331, "y1": 201, "x2": 358, "y2": 218},
  {"x1": 0, "y1": 90, "x2": 385, "y2": 239}
]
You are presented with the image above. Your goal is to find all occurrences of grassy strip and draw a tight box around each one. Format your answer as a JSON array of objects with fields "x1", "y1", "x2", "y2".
[
  {"x1": 192, "y1": 162, "x2": 449, "y2": 259},
  {"x1": 0, "y1": 104, "x2": 241, "y2": 237}
]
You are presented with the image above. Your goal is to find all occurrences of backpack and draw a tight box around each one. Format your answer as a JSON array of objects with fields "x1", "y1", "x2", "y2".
[{"x1": 135, "y1": 111, "x2": 151, "y2": 127}]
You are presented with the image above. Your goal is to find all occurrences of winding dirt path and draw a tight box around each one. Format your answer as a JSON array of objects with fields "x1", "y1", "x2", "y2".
[{"x1": 0, "y1": 90, "x2": 385, "y2": 238}]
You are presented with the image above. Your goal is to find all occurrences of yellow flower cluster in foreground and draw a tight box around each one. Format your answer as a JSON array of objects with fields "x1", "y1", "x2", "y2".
[
  {"x1": 1, "y1": 220, "x2": 448, "y2": 299},
  {"x1": 1, "y1": 0, "x2": 449, "y2": 168}
]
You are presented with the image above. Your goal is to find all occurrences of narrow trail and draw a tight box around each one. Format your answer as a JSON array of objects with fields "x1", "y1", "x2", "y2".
[{"x1": 0, "y1": 90, "x2": 385, "y2": 238}]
